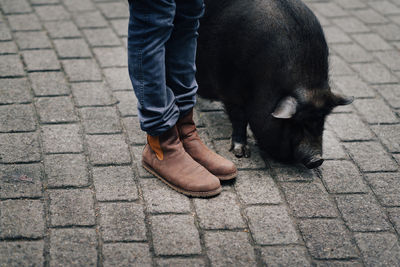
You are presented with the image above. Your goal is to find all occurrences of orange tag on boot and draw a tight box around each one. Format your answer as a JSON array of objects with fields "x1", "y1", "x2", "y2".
[{"x1": 147, "y1": 135, "x2": 164, "y2": 160}]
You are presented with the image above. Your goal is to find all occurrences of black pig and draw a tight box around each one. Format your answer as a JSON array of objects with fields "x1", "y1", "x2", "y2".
[{"x1": 196, "y1": 0, "x2": 353, "y2": 169}]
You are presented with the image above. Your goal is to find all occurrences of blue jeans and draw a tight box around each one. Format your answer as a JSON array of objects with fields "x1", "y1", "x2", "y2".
[{"x1": 128, "y1": 0, "x2": 205, "y2": 136}]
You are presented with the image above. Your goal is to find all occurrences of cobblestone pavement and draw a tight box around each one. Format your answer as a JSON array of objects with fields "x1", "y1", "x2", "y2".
[{"x1": 1, "y1": 0, "x2": 400, "y2": 266}]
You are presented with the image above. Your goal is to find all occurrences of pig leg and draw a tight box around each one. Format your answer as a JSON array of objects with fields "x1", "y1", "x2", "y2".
[{"x1": 225, "y1": 103, "x2": 250, "y2": 158}]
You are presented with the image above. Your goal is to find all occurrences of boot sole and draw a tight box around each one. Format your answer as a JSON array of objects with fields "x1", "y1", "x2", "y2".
[
  {"x1": 216, "y1": 170, "x2": 238, "y2": 181},
  {"x1": 142, "y1": 161, "x2": 222, "y2": 197}
]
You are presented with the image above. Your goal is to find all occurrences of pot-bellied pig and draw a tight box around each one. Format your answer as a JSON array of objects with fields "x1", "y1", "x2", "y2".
[{"x1": 196, "y1": 0, "x2": 353, "y2": 169}]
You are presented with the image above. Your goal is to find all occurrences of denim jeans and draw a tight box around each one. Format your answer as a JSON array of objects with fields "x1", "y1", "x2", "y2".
[{"x1": 127, "y1": 0, "x2": 205, "y2": 136}]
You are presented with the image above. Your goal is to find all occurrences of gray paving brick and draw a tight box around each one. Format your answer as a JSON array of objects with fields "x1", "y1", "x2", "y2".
[
  {"x1": 344, "y1": 142, "x2": 397, "y2": 172},
  {"x1": 0, "y1": 22, "x2": 12, "y2": 41},
  {"x1": 320, "y1": 160, "x2": 368, "y2": 193},
  {"x1": 31, "y1": 0, "x2": 59, "y2": 3},
  {"x1": 35, "y1": 96, "x2": 78, "y2": 123},
  {"x1": 365, "y1": 173, "x2": 400, "y2": 206},
  {"x1": 110, "y1": 19, "x2": 128, "y2": 37},
  {"x1": 73, "y1": 10, "x2": 108, "y2": 28},
  {"x1": 0, "y1": 133, "x2": 40, "y2": 163},
  {"x1": 354, "y1": 232, "x2": 400, "y2": 267},
  {"x1": 259, "y1": 246, "x2": 311, "y2": 267},
  {"x1": 204, "y1": 232, "x2": 257, "y2": 267},
  {"x1": 196, "y1": 97, "x2": 224, "y2": 111},
  {"x1": 44, "y1": 154, "x2": 89, "y2": 187},
  {"x1": 322, "y1": 130, "x2": 348, "y2": 160},
  {"x1": 235, "y1": 170, "x2": 281, "y2": 204},
  {"x1": 194, "y1": 191, "x2": 245, "y2": 229},
  {"x1": 387, "y1": 207, "x2": 400, "y2": 233},
  {"x1": 41, "y1": 124, "x2": 83, "y2": 153},
  {"x1": 131, "y1": 145, "x2": 153, "y2": 178},
  {"x1": 83, "y1": 28, "x2": 121, "y2": 47},
  {"x1": 29, "y1": 72, "x2": 69, "y2": 96},
  {"x1": 80, "y1": 106, "x2": 121, "y2": 134},
  {"x1": 326, "y1": 113, "x2": 374, "y2": 141},
  {"x1": 22, "y1": 50, "x2": 60, "y2": 71},
  {"x1": 0, "y1": 241, "x2": 44, "y2": 267},
  {"x1": 369, "y1": 1, "x2": 400, "y2": 15},
  {"x1": 155, "y1": 258, "x2": 206, "y2": 267},
  {"x1": 330, "y1": 55, "x2": 354, "y2": 76},
  {"x1": 34, "y1": 5, "x2": 70, "y2": 21},
  {"x1": 93, "y1": 166, "x2": 138, "y2": 201},
  {"x1": 332, "y1": 75, "x2": 376, "y2": 98},
  {"x1": 0, "y1": 163, "x2": 43, "y2": 199},
  {"x1": 372, "y1": 124, "x2": 400, "y2": 152},
  {"x1": 353, "y1": 33, "x2": 393, "y2": 51},
  {"x1": 374, "y1": 50, "x2": 400, "y2": 71},
  {"x1": 335, "y1": 0, "x2": 366, "y2": 10},
  {"x1": 352, "y1": 62, "x2": 398, "y2": 84},
  {"x1": 371, "y1": 24, "x2": 400, "y2": 41},
  {"x1": 333, "y1": 43, "x2": 373, "y2": 63},
  {"x1": 99, "y1": 202, "x2": 146, "y2": 242},
  {"x1": 114, "y1": 90, "x2": 138, "y2": 116},
  {"x1": 298, "y1": 219, "x2": 358, "y2": 259},
  {"x1": 246, "y1": 206, "x2": 298, "y2": 245},
  {"x1": 97, "y1": 2, "x2": 129, "y2": 19},
  {"x1": 63, "y1": 59, "x2": 102, "y2": 82},
  {"x1": 14, "y1": 31, "x2": 51, "y2": 50},
  {"x1": 0, "y1": 199, "x2": 44, "y2": 238},
  {"x1": 353, "y1": 9, "x2": 388, "y2": 24},
  {"x1": 44, "y1": 21, "x2": 81, "y2": 38},
  {"x1": 0, "y1": 104, "x2": 36, "y2": 132},
  {"x1": 7, "y1": 14, "x2": 41, "y2": 31},
  {"x1": 71, "y1": 82, "x2": 115, "y2": 106},
  {"x1": 50, "y1": 228, "x2": 97, "y2": 267},
  {"x1": 86, "y1": 134, "x2": 131, "y2": 165},
  {"x1": 140, "y1": 178, "x2": 190, "y2": 213},
  {"x1": 324, "y1": 27, "x2": 352, "y2": 44},
  {"x1": 53, "y1": 39, "x2": 92, "y2": 59},
  {"x1": 332, "y1": 17, "x2": 370, "y2": 33},
  {"x1": 379, "y1": 85, "x2": 400, "y2": 109},
  {"x1": 269, "y1": 161, "x2": 316, "y2": 182},
  {"x1": 310, "y1": 2, "x2": 347, "y2": 18},
  {"x1": 122, "y1": 116, "x2": 146, "y2": 145},
  {"x1": 103, "y1": 243, "x2": 152, "y2": 267},
  {"x1": 353, "y1": 98, "x2": 398, "y2": 124},
  {"x1": 150, "y1": 214, "x2": 201, "y2": 255},
  {"x1": 63, "y1": 0, "x2": 95, "y2": 12},
  {"x1": 93, "y1": 47, "x2": 127, "y2": 67},
  {"x1": 0, "y1": 0, "x2": 32, "y2": 14},
  {"x1": 313, "y1": 260, "x2": 363, "y2": 267},
  {"x1": 0, "y1": 78, "x2": 31, "y2": 104},
  {"x1": 0, "y1": 55, "x2": 25, "y2": 77},
  {"x1": 336, "y1": 194, "x2": 391, "y2": 231},
  {"x1": 103, "y1": 67, "x2": 132, "y2": 91},
  {"x1": 49, "y1": 189, "x2": 95, "y2": 226},
  {"x1": 0, "y1": 41, "x2": 17, "y2": 54}
]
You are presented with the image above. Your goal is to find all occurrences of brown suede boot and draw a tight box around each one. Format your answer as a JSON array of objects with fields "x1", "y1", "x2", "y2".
[
  {"x1": 176, "y1": 109, "x2": 238, "y2": 180},
  {"x1": 142, "y1": 125, "x2": 222, "y2": 197}
]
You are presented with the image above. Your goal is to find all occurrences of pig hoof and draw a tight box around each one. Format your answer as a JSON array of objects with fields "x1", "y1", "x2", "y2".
[{"x1": 230, "y1": 142, "x2": 251, "y2": 158}]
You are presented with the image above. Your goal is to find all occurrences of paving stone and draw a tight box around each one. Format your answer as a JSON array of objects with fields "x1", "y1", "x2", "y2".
[
  {"x1": 335, "y1": 0, "x2": 366, "y2": 10},
  {"x1": 103, "y1": 243, "x2": 152, "y2": 267},
  {"x1": 352, "y1": 62, "x2": 398, "y2": 84},
  {"x1": 99, "y1": 202, "x2": 146, "y2": 242},
  {"x1": 0, "y1": 22, "x2": 12, "y2": 41},
  {"x1": 35, "y1": 96, "x2": 78, "y2": 123},
  {"x1": 31, "y1": 0, "x2": 59, "y2": 3},
  {"x1": 234, "y1": 170, "x2": 281, "y2": 204},
  {"x1": 131, "y1": 145, "x2": 153, "y2": 178},
  {"x1": 387, "y1": 208, "x2": 400, "y2": 233},
  {"x1": 14, "y1": 31, "x2": 51, "y2": 50},
  {"x1": 196, "y1": 97, "x2": 224, "y2": 111},
  {"x1": 332, "y1": 75, "x2": 376, "y2": 99},
  {"x1": 336, "y1": 194, "x2": 391, "y2": 231},
  {"x1": 34, "y1": 5, "x2": 70, "y2": 21},
  {"x1": 7, "y1": 14, "x2": 41, "y2": 31},
  {"x1": 345, "y1": 142, "x2": 397, "y2": 172},
  {"x1": 0, "y1": 163, "x2": 42, "y2": 199},
  {"x1": 330, "y1": 55, "x2": 354, "y2": 76},
  {"x1": 0, "y1": 0, "x2": 32, "y2": 14},
  {"x1": 140, "y1": 178, "x2": 190, "y2": 213},
  {"x1": 44, "y1": 154, "x2": 89, "y2": 187},
  {"x1": 353, "y1": 33, "x2": 393, "y2": 51},
  {"x1": 320, "y1": 160, "x2": 368, "y2": 193},
  {"x1": 333, "y1": 43, "x2": 373, "y2": 63},
  {"x1": 110, "y1": 18, "x2": 128, "y2": 37},
  {"x1": 29, "y1": 72, "x2": 69, "y2": 96},
  {"x1": 71, "y1": 82, "x2": 115, "y2": 106},
  {"x1": 83, "y1": 28, "x2": 121, "y2": 47},
  {"x1": 353, "y1": 98, "x2": 398, "y2": 124},
  {"x1": 63, "y1": 59, "x2": 103, "y2": 82},
  {"x1": 269, "y1": 160, "x2": 316, "y2": 182},
  {"x1": 324, "y1": 26, "x2": 352, "y2": 44},
  {"x1": 97, "y1": 2, "x2": 129, "y2": 19},
  {"x1": 86, "y1": 134, "x2": 131, "y2": 165},
  {"x1": 44, "y1": 21, "x2": 81, "y2": 38},
  {"x1": 369, "y1": 1, "x2": 400, "y2": 15},
  {"x1": 103, "y1": 67, "x2": 132, "y2": 91},
  {"x1": 0, "y1": 133, "x2": 40, "y2": 163},
  {"x1": 0, "y1": 55, "x2": 25, "y2": 77},
  {"x1": 0, "y1": 78, "x2": 31, "y2": 104},
  {"x1": 204, "y1": 232, "x2": 257, "y2": 267},
  {"x1": 354, "y1": 232, "x2": 400, "y2": 267},
  {"x1": 246, "y1": 206, "x2": 298, "y2": 245},
  {"x1": 204, "y1": 122, "x2": 231, "y2": 140},
  {"x1": 260, "y1": 246, "x2": 311, "y2": 267},
  {"x1": 371, "y1": 24, "x2": 400, "y2": 41},
  {"x1": 374, "y1": 50, "x2": 400, "y2": 71},
  {"x1": 122, "y1": 116, "x2": 146, "y2": 145},
  {"x1": 313, "y1": 260, "x2": 363, "y2": 267},
  {"x1": 0, "y1": 41, "x2": 17, "y2": 54},
  {"x1": 322, "y1": 130, "x2": 348, "y2": 160},
  {"x1": 114, "y1": 90, "x2": 138, "y2": 116},
  {"x1": 63, "y1": 0, "x2": 95, "y2": 12},
  {"x1": 0, "y1": 199, "x2": 44, "y2": 238},
  {"x1": 365, "y1": 173, "x2": 400, "y2": 206},
  {"x1": 93, "y1": 166, "x2": 138, "y2": 201},
  {"x1": 41, "y1": 124, "x2": 83, "y2": 153},
  {"x1": 0, "y1": 241, "x2": 44, "y2": 267},
  {"x1": 155, "y1": 258, "x2": 206, "y2": 267},
  {"x1": 0, "y1": 104, "x2": 36, "y2": 132},
  {"x1": 298, "y1": 219, "x2": 358, "y2": 259},
  {"x1": 22, "y1": 50, "x2": 60, "y2": 71},
  {"x1": 93, "y1": 47, "x2": 127, "y2": 67},
  {"x1": 353, "y1": 9, "x2": 388, "y2": 24},
  {"x1": 372, "y1": 124, "x2": 400, "y2": 152},
  {"x1": 53, "y1": 39, "x2": 92, "y2": 59},
  {"x1": 194, "y1": 191, "x2": 245, "y2": 229},
  {"x1": 332, "y1": 17, "x2": 370, "y2": 33},
  {"x1": 49, "y1": 189, "x2": 95, "y2": 226},
  {"x1": 80, "y1": 106, "x2": 121, "y2": 134},
  {"x1": 281, "y1": 182, "x2": 337, "y2": 218},
  {"x1": 310, "y1": 2, "x2": 347, "y2": 17},
  {"x1": 73, "y1": 10, "x2": 108, "y2": 28},
  {"x1": 151, "y1": 214, "x2": 201, "y2": 255},
  {"x1": 50, "y1": 228, "x2": 97, "y2": 267},
  {"x1": 326, "y1": 113, "x2": 374, "y2": 141}
]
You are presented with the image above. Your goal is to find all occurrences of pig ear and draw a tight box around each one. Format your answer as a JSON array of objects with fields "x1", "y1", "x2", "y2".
[
  {"x1": 331, "y1": 93, "x2": 354, "y2": 106},
  {"x1": 272, "y1": 96, "x2": 298, "y2": 119}
]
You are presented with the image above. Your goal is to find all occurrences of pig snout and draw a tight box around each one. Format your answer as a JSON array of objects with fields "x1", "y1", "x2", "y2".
[
  {"x1": 295, "y1": 142, "x2": 324, "y2": 169},
  {"x1": 302, "y1": 154, "x2": 324, "y2": 169}
]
